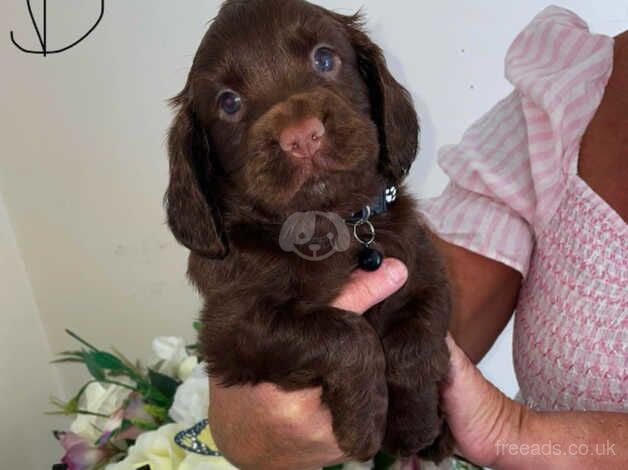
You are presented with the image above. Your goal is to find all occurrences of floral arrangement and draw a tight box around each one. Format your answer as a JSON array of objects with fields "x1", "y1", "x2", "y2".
[
  {"x1": 49, "y1": 328, "x2": 476, "y2": 470},
  {"x1": 49, "y1": 328, "x2": 214, "y2": 470}
]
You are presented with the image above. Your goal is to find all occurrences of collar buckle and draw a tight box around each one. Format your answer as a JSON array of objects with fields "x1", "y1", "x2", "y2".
[{"x1": 346, "y1": 185, "x2": 397, "y2": 224}]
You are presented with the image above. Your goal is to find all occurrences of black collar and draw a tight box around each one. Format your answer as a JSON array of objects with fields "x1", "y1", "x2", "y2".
[{"x1": 346, "y1": 185, "x2": 398, "y2": 224}]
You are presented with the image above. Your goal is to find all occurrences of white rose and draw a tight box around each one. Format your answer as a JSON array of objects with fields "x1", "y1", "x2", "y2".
[
  {"x1": 177, "y1": 355, "x2": 199, "y2": 381},
  {"x1": 152, "y1": 337, "x2": 190, "y2": 377},
  {"x1": 169, "y1": 363, "x2": 209, "y2": 426},
  {"x1": 105, "y1": 423, "x2": 186, "y2": 470},
  {"x1": 70, "y1": 382, "x2": 132, "y2": 442},
  {"x1": 105, "y1": 423, "x2": 238, "y2": 470}
]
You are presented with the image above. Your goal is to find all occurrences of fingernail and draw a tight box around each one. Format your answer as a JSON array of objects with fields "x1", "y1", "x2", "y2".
[{"x1": 385, "y1": 259, "x2": 408, "y2": 284}]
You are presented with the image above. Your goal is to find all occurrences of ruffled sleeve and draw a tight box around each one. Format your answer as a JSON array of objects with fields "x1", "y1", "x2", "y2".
[{"x1": 420, "y1": 6, "x2": 614, "y2": 278}]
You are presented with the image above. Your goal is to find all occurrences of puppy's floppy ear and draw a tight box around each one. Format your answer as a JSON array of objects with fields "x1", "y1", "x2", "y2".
[
  {"x1": 338, "y1": 13, "x2": 419, "y2": 182},
  {"x1": 164, "y1": 91, "x2": 227, "y2": 258}
]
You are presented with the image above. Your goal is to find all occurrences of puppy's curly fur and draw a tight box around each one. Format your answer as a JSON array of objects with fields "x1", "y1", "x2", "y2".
[{"x1": 165, "y1": 0, "x2": 453, "y2": 461}]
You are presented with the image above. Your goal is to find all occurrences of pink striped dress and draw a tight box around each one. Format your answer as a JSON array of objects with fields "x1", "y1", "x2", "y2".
[{"x1": 420, "y1": 6, "x2": 627, "y2": 413}]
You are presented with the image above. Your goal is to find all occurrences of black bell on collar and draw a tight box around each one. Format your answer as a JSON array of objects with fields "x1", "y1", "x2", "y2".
[{"x1": 358, "y1": 246, "x2": 383, "y2": 271}]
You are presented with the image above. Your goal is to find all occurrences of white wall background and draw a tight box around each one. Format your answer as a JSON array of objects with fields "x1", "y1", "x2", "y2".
[
  {"x1": 0, "y1": 0, "x2": 625, "y2": 467},
  {"x1": 0, "y1": 188, "x2": 66, "y2": 469}
]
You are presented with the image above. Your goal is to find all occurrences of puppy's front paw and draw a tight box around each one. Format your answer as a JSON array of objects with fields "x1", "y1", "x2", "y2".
[
  {"x1": 319, "y1": 316, "x2": 388, "y2": 460},
  {"x1": 418, "y1": 422, "x2": 455, "y2": 463},
  {"x1": 323, "y1": 367, "x2": 388, "y2": 460},
  {"x1": 380, "y1": 319, "x2": 451, "y2": 458},
  {"x1": 383, "y1": 385, "x2": 443, "y2": 457}
]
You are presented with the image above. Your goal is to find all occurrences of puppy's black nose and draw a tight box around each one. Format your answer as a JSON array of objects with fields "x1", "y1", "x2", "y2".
[{"x1": 279, "y1": 117, "x2": 325, "y2": 159}]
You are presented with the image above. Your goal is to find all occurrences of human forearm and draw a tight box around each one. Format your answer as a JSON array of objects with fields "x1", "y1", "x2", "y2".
[
  {"x1": 492, "y1": 409, "x2": 628, "y2": 470},
  {"x1": 443, "y1": 335, "x2": 628, "y2": 469},
  {"x1": 431, "y1": 234, "x2": 521, "y2": 363}
]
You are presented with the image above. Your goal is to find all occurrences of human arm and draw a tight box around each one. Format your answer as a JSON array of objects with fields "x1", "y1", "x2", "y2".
[
  {"x1": 432, "y1": 235, "x2": 521, "y2": 364},
  {"x1": 438, "y1": 26, "x2": 628, "y2": 468},
  {"x1": 443, "y1": 334, "x2": 628, "y2": 469}
]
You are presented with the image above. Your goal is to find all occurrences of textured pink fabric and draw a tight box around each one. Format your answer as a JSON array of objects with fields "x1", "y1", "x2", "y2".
[
  {"x1": 420, "y1": 6, "x2": 626, "y2": 412},
  {"x1": 514, "y1": 176, "x2": 627, "y2": 411}
]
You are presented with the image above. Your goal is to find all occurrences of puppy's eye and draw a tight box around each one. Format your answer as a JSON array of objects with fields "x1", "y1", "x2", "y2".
[
  {"x1": 313, "y1": 47, "x2": 336, "y2": 73},
  {"x1": 218, "y1": 91, "x2": 242, "y2": 115}
]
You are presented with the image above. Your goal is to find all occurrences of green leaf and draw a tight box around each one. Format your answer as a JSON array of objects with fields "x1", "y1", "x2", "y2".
[
  {"x1": 84, "y1": 353, "x2": 106, "y2": 381},
  {"x1": 47, "y1": 396, "x2": 77, "y2": 416},
  {"x1": 148, "y1": 369, "x2": 180, "y2": 400},
  {"x1": 46, "y1": 381, "x2": 95, "y2": 416},
  {"x1": 88, "y1": 351, "x2": 126, "y2": 371},
  {"x1": 65, "y1": 329, "x2": 98, "y2": 351},
  {"x1": 51, "y1": 350, "x2": 87, "y2": 364},
  {"x1": 111, "y1": 347, "x2": 143, "y2": 376},
  {"x1": 57, "y1": 349, "x2": 87, "y2": 357},
  {"x1": 51, "y1": 357, "x2": 86, "y2": 364},
  {"x1": 323, "y1": 465, "x2": 343, "y2": 470},
  {"x1": 143, "y1": 404, "x2": 169, "y2": 422},
  {"x1": 102, "y1": 380, "x2": 136, "y2": 391},
  {"x1": 75, "y1": 410, "x2": 110, "y2": 418},
  {"x1": 137, "y1": 381, "x2": 170, "y2": 407},
  {"x1": 127, "y1": 418, "x2": 159, "y2": 431},
  {"x1": 107, "y1": 369, "x2": 127, "y2": 377},
  {"x1": 193, "y1": 321, "x2": 202, "y2": 332},
  {"x1": 373, "y1": 451, "x2": 397, "y2": 470}
]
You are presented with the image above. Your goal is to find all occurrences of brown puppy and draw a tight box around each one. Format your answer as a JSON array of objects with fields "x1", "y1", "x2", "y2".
[{"x1": 165, "y1": 0, "x2": 453, "y2": 462}]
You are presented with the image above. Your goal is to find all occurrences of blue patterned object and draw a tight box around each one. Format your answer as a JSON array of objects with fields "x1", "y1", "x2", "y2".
[{"x1": 174, "y1": 419, "x2": 222, "y2": 456}]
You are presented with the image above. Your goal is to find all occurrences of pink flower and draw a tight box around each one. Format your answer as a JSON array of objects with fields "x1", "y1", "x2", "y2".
[
  {"x1": 96, "y1": 408, "x2": 125, "y2": 445},
  {"x1": 98, "y1": 393, "x2": 159, "y2": 444},
  {"x1": 123, "y1": 393, "x2": 154, "y2": 423},
  {"x1": 57, "y1": 431, "x2": 109, "y2": 470},
  {"x1": 114, "y1": 393, "x2": 158, "y2": 441}
]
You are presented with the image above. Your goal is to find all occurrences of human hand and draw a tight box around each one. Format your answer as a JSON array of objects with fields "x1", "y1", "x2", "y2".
[
  {"x1": 442, "y1": 334, "x2": 528, "y2": 468},
  {"x1": 209, "y1": 258, "x2": 409, "y2": 470}
]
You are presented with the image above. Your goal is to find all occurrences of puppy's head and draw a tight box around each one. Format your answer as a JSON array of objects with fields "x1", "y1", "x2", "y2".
[{"x1": 165, "y1": 0, "x2": 418, "y2": 257}]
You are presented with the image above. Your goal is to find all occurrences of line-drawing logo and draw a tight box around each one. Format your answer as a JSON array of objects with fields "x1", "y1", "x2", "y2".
[{"x1": 10, "y1": 0, "x2": 104, "y2": 56}]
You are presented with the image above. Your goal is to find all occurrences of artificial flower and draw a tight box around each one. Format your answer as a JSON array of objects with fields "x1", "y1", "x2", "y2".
[
  {"x1": 177, "y1": 355, "x2": 200, "y2": 381},
  {"x1": 96, "y1": 408, "x2": 125, "y2": 445},
  {"x1": 95, "y1": 392, "x2": 161, "y2": 445},
  {"x1": 105, "y1": 423, "x2": 187, "y2": 470},
  {"x1": 70, "y1": 381, "x2": 132, "y2": 442},
  {"x1": 124, "y1": 393, "x2": 155, "y2": 423},
  {"x1": 58, "y1": 431, "x2": 112, "y2": 470},
  {"x1": 152, "y1": 337, "x2": 190, "y2": 377},
  {"x1": 169, "y1": 363, "x2": 209, "y2": 426}
]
